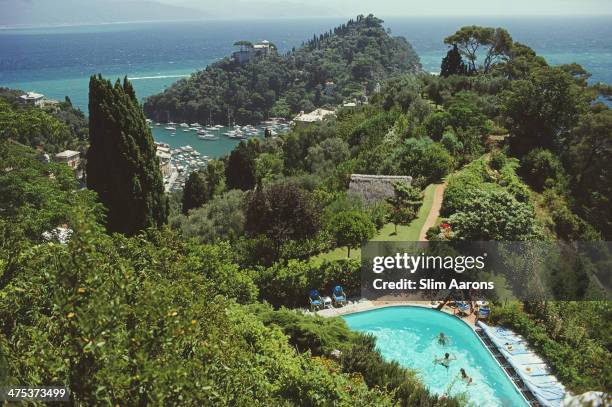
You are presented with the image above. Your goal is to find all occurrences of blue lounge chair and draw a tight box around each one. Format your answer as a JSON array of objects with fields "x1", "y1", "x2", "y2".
[
  {"x1": 309, "y1": 289, "x2": 323, "y2": 311},
  {"x1": 456, "y1": 301, "x2": 471, "y2": 316},
  {"x1": 477, "y1": 306, "x2": 491, "y2": 320},
  {"x1": 332, "y1": 285, "x2": 347, "y2": 306}
]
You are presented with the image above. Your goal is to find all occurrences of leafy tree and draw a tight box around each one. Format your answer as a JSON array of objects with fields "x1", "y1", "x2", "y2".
[
  {"x1": 202, "y1": 159, "x2": 226, "y2": 198},
  {"x1": 182, "y1": 171, "x2": 208, "y2": 214},
  {"x1": 444, "y1": 26, "x2": 513, "y2": 73},
  {"x1": 519, "y1": 148, "x2": 566, "y2": 192},
  {"x1": 503, "y1": 66, "x2": 587, "y2": 156},
  {"x1": 225, "y1": 138, "x2": 260, "y2": 190},
  {"x1": 255, "y1": 153, "x2": 284, "y2": 186},
  {"x1": 440, "y1": 44, "x2": 466, "y2": 77},
  {"x1": 86, "y1": 75, "x2": 168, "y2": 235},
  {"x1": 328, "y1": 211, "x2": 376, "y2": 256},
  {"x1": 386, "y1": 182, "x2": 422, "y2": 234},
  {"x1": 448, "y1": 189, "x2": 537, "y2": 241},
  {"x1": 391, "y1": 138, "x2": 454, "y2": 184},
  {"x1": 244, "y1": 181, "x2": 320, "y2": 245},
  {"x1": 172, "y1": 189, "x2": 246, "y2": 244}
]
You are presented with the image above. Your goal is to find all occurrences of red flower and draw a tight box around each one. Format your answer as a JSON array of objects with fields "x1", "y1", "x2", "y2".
[{"x1": 441, "y1": 223, "x2": 451, "y2": 229}]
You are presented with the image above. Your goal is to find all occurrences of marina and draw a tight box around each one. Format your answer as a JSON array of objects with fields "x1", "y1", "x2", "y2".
[
  {"x1": 151, "y1": 119, "x2": 291, "y2": 191},
  {"x1": 150, "y1": 118, "x2": 290, "y2": 159}
]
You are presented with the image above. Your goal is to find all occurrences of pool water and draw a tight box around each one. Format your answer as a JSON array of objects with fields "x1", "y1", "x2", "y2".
[{"x1": 343, "y1": 306, "x2": 528, "y2": 407}]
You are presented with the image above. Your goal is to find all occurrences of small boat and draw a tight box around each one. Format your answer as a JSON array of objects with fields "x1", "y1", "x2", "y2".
[
  {"x1": 183, "y1": 129, "x2": 191, "y2": 132},
  {"x1": 165, "y1": 126, "x2": 176, "y2": 131},
  {"x1": 190, "y1": 123, "x2": 202, "y2": 128},
  {"x1": 199, "y1": 134, "x2": 219, "y2": 140},
  {"x1": 206, "y1": 126, "x2": 217, "y2": 131},
  {"x1": 154, "y1": 122, "x2": 161, "y2": 126},
  {"x1": 180, "y1": 123, "x2": 189, "y2": 128}
]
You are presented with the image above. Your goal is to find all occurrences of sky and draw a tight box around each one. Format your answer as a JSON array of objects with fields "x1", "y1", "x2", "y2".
[
  {"x1": 161, "y1": 0, "x2": 612, "y2": 17},
  {"x1": 2, "y1": 0, "x2": 611, "y2": 28}
]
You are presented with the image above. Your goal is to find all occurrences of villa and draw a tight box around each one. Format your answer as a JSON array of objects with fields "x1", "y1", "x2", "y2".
[
  {"x1": 54, "y1": 150, "x2": 81, "y2": 170},
  {"x1": 232, "y1": 40, "x2": 274, "y2": 65},
  {"x1": 292, "y1": 108, "x2": 336, "y2": 126},
  {"x1": 19, "y1": 91, "x2": 45, "y2": 107}
]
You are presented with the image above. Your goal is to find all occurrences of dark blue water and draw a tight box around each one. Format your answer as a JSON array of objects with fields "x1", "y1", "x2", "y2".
[
  {"x1": 1, "y1": 16, "x2": 611, "y2": 113},
  {"x1": 1, "y1": 17, "x2": 610, "y2": 157}
]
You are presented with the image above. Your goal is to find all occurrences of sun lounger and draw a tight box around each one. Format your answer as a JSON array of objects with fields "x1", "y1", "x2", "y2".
[{"x1": 309, "y1": 289, "x2": 323, "y2": 311}]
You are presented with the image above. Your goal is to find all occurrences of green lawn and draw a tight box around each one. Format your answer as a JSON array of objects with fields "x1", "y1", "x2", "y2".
[{"x1": 312, "y1": 183, "x2": 438, "y2": 264}]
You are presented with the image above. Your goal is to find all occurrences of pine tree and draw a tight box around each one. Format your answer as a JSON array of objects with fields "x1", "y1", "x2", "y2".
[
  {"x1": 182, "y1": 171, "x2": 207, "y2": 214},
  {"x1": 86, "y1": 75, "x2": 168, "y2": 235},
  {"x1": 440, "y1": 44, "x2": 467, "y2": 77}
]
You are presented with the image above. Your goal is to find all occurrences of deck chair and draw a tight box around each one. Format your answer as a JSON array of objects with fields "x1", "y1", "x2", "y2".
[
  {"x1": 332, "y1": 285, "x2": 347, "y2": 306},
  {"x1": 309, "y1": 289, "x2": 323, "y2": 311}
]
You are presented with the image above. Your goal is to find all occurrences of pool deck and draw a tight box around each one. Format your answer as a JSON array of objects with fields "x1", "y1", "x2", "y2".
[{"x1": 314, "y1": 299, "x2": 479, "y2": 326}]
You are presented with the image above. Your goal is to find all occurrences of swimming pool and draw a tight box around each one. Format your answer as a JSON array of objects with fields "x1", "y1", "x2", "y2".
[{"x1": 343, "y1": 306, "x2": 528, "y2": 407}]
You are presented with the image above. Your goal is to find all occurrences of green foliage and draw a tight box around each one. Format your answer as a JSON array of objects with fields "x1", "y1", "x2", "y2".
[
  {"x1": 327, "y1": 211, "x2": 376, "y2": 256},
  {"x1": 440, "y1": 44, "x2": 467, "y2": 77},
  {"x1": 172, "y1": 189, "x2": 246, "y2": 244},
  {"x1": 386, "y1": 182, "x2": 423, "y2": 233},
  {"x1": 225, "y1": 138, "x2": 260, "y2": 190},
  {"x1": 0, "y1": 99, "x2": 74, "y2": 153},
  {"x1": 448, "y1": 189, "x2": 537, "y2": 241},
  {"x1": 182, "y1": 171, "x2": 207, "y2": 213},
  {"x1": 254, "y1": 259, "x2": 360, "y2": 307},
  {"x1": 519, "y1": 148, "x2": 566, "y2": 192},
  {"x1": 491, "y1": 302, "x2": 611, "y2": 394},
  {"x1": 244, "y1": 181, "x2": 321, "y2": 244},
  {"x1": 255, "y1": 152, "x2": 284, "y2": 186},
  {"x1": 387, "y1": 138, "x2": 454, "y2": 184},
  {"x1": 144, "y1": 15, "x2": 420, "y2": 124},
  {"x1": 444, "y1": 26, "x2": 513, "y2": 73},
  {"x1": 86, "y1": 75, "x2": 168, "y2": 235},
  {"x1": 442, "y1": 156, "x2": 538, "y2": 240},
  {"x1": 503, "y1": 66, "x2": 587, "y2": 155},
  {"x1": 0, "y1": 220, "x2": 396, "y2": 405}
]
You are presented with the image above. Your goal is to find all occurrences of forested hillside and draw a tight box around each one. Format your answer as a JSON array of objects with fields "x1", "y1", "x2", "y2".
[{"x1": 143, "y1": 14, "x2": 421, "y2": 124}]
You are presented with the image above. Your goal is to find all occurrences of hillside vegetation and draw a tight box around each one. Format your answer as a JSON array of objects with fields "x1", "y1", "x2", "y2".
[{"x1": 143, "y1": 14, "x2": 421, "y2": 124}]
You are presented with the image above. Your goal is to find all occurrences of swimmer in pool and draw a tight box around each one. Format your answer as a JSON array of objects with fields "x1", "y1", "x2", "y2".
[
  {"x1": 434, "y1": 352, "x2": 456, "y2": 368},
  {"x1": 460, "y1": 368, "x2": 473, "y2": 385},
  {"x1": 438, "y1": 332, "x2": 449, "y2": 346}
]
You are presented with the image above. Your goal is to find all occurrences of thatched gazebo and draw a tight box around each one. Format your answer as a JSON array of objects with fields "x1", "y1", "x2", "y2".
[{"x1": 348, "y1": 174, "x2": 412, "y2": 205}]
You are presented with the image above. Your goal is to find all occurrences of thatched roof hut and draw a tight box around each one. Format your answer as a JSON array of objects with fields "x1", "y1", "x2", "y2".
[{"x1": 348, "y1": 174, "x2": 412, "y2": 205}]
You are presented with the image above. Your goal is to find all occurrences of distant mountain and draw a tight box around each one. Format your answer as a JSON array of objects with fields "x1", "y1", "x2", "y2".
[{"x1": 0, "y1": 0, "x2": 208, "y2": 28}]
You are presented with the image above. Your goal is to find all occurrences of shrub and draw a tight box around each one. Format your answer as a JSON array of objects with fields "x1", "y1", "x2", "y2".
[{"x1": 519, "y1": 148, "x2": 567, "y2": 191}]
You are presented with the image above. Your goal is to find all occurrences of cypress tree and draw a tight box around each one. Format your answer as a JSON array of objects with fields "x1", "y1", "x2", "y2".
[
  {"x1": 86, "y1": 75, "x2": 168, "y2": 235},
  {"x1": 182, "y1": 171, "x2": 207, "y2": 214},
  {"x1": 440, "y1": 44, "x2": 467, "y2": 77}
]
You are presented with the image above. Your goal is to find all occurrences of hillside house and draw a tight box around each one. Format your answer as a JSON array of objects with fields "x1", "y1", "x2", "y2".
[{"x1": 232, "y1": 40, "x2": 274, "y2": 65}]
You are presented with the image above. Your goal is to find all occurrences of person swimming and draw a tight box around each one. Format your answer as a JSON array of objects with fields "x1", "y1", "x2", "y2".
[
  {"x1": 438, "y1": 332, "x2": 449, "y2": 345},
  {"x1": 435, "y1": 352, "x2": 455, "y2": 368},
  {"x1": 460, "y1": 368, "x2": 473, "y2": 385}
]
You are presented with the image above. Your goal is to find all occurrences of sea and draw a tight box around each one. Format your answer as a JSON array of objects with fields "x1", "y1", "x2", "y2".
[{"x1": 1, "y1": 16, "x2": 611, "y2": 157}]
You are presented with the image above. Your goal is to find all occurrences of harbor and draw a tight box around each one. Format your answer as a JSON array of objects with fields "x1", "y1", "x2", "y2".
[{"x1": 149, "y1": 119, "x2": 291, "y2": 191}]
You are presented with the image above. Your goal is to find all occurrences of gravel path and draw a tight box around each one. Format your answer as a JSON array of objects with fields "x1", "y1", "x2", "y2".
[{"x1": 418, "y1": 181, "x2": 447, "y2": 241}]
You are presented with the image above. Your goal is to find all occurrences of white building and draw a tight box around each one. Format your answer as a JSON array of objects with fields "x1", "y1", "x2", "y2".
[
  {"x1": 54, "y1": 150, "x2": 81, "y2": 169},
  {"x1": 292, "y1": 108, "x2": 336, "y2": 125},
  {"x1": 19, "y1": 92, "x2": 45, "y2": 107}
]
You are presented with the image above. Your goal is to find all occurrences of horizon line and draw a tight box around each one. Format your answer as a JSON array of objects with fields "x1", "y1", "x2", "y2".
[{"x1": 1, "y1": 14, "x2": 611, "y2": 30}]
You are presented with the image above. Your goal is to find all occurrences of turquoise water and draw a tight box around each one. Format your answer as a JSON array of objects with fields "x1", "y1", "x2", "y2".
[
  {"x1": 1, "y1": 17, "x2": 611, "y2": 158},
  {"x1": 343, "y1": 306, "x2": 527, "y2": 407}
]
